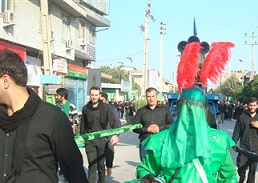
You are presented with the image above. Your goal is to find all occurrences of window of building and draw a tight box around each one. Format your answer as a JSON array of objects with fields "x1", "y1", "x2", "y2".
[
  {"x1": 89, "y1": 27, "x2": 95, "y2": 44},
  {"x1": 79, "y1": 20, "x2": 85, "y2": 38},
  {"x1": 62, "y1": 15, "x2": 70, "y2": 41},
  {"x1": 1, "y1": 0, "x2": 14, "y2": 12}
]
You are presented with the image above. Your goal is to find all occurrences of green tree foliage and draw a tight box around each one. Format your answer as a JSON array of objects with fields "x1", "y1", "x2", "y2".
[
  {"x1": 217, "y1": 74, "x2": 242, "y2": 102},
  {"x1": 100, "y1": 65, "x2": 142, "y2": 92},
  {"x1": 238, "y1": 75, "x2": 258, "y2": 102},
  {"x1": 100, "y1": 65, "x2": 129, "y2": 84}
]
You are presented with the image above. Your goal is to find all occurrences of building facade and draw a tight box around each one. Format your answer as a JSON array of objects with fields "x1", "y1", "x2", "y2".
[{"x1": 0, "y1": 0, "x2": 109, "y2": 111}]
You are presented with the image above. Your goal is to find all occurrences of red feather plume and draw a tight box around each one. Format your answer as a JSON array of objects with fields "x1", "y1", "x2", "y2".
[
  {"x1": 177, "y1": 42, "x2": 201, "y2": 92},
  {"x1": 200, "y1": 42, "x2": 235, "y2": 86}
]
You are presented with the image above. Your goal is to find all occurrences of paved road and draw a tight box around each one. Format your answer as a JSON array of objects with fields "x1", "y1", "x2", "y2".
[{"x1": 59, "y1": 119, "x2": 258, "y2": 183}]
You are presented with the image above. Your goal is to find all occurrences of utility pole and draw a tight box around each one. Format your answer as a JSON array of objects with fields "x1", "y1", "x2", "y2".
[
  {"x1": 140, "y1": 0, "x2": 155, "y2": 96},
  {"x1": 40, "y1": 0, "x2": 53, "y2": 75},
  {"x1": 159, "y1": 22, "x2": 166, "y2": 92},
  {"x1": 245, "y1": 32, "x2": 257, "y2": 80}
]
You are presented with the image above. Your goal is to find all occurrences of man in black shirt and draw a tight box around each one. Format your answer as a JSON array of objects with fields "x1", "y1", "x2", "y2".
[
  {"x1": 133, "y1": 87, "x2": 173, "y2": 161},
  {"x1": 232, "y1": 97, "x2": 258, "y2": 183},
  {"x1": 81, "y1": 87, "x2": 119, "y2": 183},
  {"x1": 0, "y1": 50, "x2": 88, "y2": 183}
]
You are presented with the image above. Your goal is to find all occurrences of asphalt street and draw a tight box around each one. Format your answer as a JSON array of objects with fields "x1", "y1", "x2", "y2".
[{"x1": 59, "y1": 119, "x2": 258, "y2": 183}]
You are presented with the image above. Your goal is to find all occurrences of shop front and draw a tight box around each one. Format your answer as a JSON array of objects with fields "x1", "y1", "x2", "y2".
[{"x1": 65, "y1": 64, "x2": 88, "y2": 112}]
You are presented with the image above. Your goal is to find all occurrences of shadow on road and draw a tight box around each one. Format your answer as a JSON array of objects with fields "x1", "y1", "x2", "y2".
[
  {"x1": 125, "y1": 160, "x2": 140, "y2": 167},
  {"x1": 105, "y1": 176, "x2": 121, "y2": 183}
]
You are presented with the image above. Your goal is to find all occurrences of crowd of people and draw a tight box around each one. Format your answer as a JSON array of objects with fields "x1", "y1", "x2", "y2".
[
  {"x1": 109, "y1": 99, "x2": 136, "y2": 119},
  {"x1": 1, "y1": 49, "x2": 258, "y2": 183},
  {"x1": 218, "y1": 100, "x2": 249, "y2": 123}
]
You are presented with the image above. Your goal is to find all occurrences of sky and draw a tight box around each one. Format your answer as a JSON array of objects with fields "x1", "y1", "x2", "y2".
[{"x1": 95, "y1": 0, "x2": 258, "y2": 86}]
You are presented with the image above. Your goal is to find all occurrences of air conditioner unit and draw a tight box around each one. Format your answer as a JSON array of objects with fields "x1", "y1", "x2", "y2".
[
  {"x1": 66, "y1": 40, "x2": 72, "y2": 48},
  {"x1": 4, "y1": 10, "x2": 14, "y2": 24}
]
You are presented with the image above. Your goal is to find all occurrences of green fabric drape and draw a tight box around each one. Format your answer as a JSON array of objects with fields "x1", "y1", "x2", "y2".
[{"x1": 161, "y1": 98, "x2": 211, "y2": 169}]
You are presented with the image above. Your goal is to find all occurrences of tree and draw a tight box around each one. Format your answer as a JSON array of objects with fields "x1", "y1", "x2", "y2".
[
  {"x1": 100, "y1": 65, "x2": 142, "y2": 96},
  {"x1": 238, "y1": 75, "x2": 258, "y2": 102},
  {"x1": 100, "y1": 65, "x2": 129, "y2": 84},
  {"x1": 217, "y1": 74, "x2": 242, "y2": 102}
]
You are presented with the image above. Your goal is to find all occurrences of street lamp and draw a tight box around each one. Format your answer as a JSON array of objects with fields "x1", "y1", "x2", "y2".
[
  {"x1": 239, "y1": 59, "x2": 245, "y2": 86},
  {"x1": 126, "y1": 57, "x2": 133, "y2": 66}
]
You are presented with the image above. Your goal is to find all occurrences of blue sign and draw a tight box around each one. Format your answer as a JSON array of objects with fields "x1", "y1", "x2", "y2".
[{"x1": 40, "y1": 75, "x2": 62, "y2": 84}]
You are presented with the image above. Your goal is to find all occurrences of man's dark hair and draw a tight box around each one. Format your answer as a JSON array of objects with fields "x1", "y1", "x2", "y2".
[
  {"x1": 90, "y1": 86, "x2": 100, "y2": 91},
  {"x1": 248, "y1": 97, "x2": 258, "y2": 104},
  {"x1": 0, "y1": 49, "x2": 28, "y2": 86},
  {"x1": 145, "y1": 87, "x2": 158, "y2": 95},
  {"x1": 56, "y1": 88, "x2": 68, "y2": 100},
  {"x1": 100, "y1": 92, "x2": 108, "y2": 101}
]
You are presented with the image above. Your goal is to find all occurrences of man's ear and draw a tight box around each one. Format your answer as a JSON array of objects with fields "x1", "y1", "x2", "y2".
[{"x1": 2, "y1": 75, "x2": 11, "y2": 89}]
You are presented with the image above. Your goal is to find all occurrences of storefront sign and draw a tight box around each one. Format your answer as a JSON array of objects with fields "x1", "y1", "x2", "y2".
[
  {"x1": 53, "y1": 57, "x2": 68, "y2": 73},
  {"x1": 66, "y1": 71, "x2": 88, "y2": 79},
  {"x1": 40, "y1": 75, "x2": 62, "y2": 84},
  {"x1": 121, "y1": 79, "x2": 130, "y2": 92},
  {"x1": 67, "y1": 64, "x2": 87, "y2": 79},
  {"x1": 44, "y1": 84, "x2": 63, "y2": 94}
]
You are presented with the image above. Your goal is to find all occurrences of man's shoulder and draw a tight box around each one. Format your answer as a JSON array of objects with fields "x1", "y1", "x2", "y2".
[
  {"x1": 136, "y1": 105, "x2": 148, "y2": 113},
  {"x1": 39, "y1": 101, "x2": 62, "y2": 112},
  {"x1": 239, "y1": 111, "x2": 250, "y2": 119},
  {"x1": 109, "y1": 103, "x2": 116, "y2": 110},
  {"x1": 101, "y1": 102, "x2": 111, "y2": 109},
  {"x1": 64, "y1": 100, "x2": 70, "y2": 106},
  {"x1": 157, "y1": 104, "x2": 169, "y2": 110},
  {"x1": 138, "y1": 105, "x2": 148, "y2": 110},
  {"x1": 36, "y1": 101, "x2": 67, "y2": 119},
  {"x1": 209, "y1": 128, "x2": 236, "y2": 148}
]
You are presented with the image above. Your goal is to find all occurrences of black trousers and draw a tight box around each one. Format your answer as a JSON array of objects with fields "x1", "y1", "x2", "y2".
[
  {"x1": 105, "y1": 142, "x2": 114, "y2": 168},
  {"x1": 85, "y1": 138, "x2": 106, "y2": 183},
  {"x1": 237, "y1": 153, "x2": 257, "y2": 183}
]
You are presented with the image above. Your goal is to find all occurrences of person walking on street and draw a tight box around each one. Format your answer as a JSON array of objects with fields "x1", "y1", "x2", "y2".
[
  {"x1": 100, "y1": 92, "x2": 121, "y2": 177},
  {"x1": 0, "y1": 49, "x2": 88, "y2": 183},
  {"x1": 81, "y1": 87, "x2": 119, "y2": 183},
  {"x1": 132, "y1": 87, "x2": 173, "y2": 161},
  {"x1": 218, "y1": 100, "x2": 226, "y2": 123},
  {"x1": 232, "y1": 97, "x2": 258, "y2": 183},
  {"x1": 55, "y1": 87, "x2": 73, "y2": 181},
  {"x1": 55, "y1": 88, "x2": 71, "y2": 119},
  {"x1": 117, "y1": 101, "x2": 124, "y2": 119}
]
